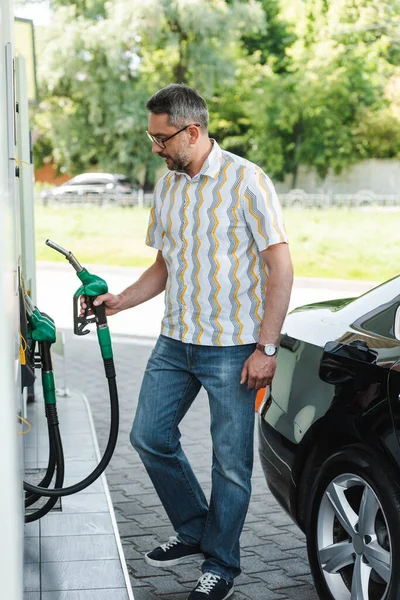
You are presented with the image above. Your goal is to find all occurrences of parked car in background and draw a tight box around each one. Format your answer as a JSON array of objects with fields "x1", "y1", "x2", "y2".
[
  {"x1": 258, "y1": 275, "x2": 400, "y2": 600},
  {"x1": 41, "y1": 173, "x2": 136, "y2": 203}
]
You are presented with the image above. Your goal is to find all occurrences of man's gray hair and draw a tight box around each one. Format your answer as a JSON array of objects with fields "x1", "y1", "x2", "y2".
[{"x1": 146, "y1": 84, "x2": 209, "y2": 131}]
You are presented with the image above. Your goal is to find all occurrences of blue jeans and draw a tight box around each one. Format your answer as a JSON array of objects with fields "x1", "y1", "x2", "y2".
[{"x1": 130, "y1": 335, "x2": 257, "y2": 582}]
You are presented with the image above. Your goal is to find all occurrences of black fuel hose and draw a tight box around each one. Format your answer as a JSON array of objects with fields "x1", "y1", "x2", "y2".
[
  {"x1": 25, "y1": 421, "x2": 57, "y2": 507},
  {"x1": 25, "y1": 405, "x2": 65, "y2": 522},
  {"x1": 23, "y1": 358, "x2": 118, "y2": 497}
]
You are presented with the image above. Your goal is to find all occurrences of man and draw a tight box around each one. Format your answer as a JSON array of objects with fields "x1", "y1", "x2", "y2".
[{"x1": 91, "y1": 84, "x2": 293, "y2": 599}]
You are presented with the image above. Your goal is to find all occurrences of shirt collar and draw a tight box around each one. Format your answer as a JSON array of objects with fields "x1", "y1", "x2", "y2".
[
  {"x1": 198, "y1": 139, "x2": 222, "y2": 179},
  {"x1": 173, "y1": 139, "x2": 222, "y2": 181}
]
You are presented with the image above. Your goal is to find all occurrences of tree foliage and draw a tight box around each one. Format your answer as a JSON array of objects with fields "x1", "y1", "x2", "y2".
[
  {"x1": 32, "y1": 0, "x2": 400, "y2": 186},
  {"x1": 34, "y1": 0, "x2": 264, "y2": 185},
  {"x1": 248, "y1": 0, "x2": 400, "y2": 182}
]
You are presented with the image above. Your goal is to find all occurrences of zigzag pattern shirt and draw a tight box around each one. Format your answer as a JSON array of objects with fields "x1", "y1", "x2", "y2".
[{"x1": 146, "y1": 140, "x2": 288, "y2": 346}]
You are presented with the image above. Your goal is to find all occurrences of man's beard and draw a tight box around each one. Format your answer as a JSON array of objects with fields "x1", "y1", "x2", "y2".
[{"x1": 159, "y1": 148, "x2": 190, "y2": 172}]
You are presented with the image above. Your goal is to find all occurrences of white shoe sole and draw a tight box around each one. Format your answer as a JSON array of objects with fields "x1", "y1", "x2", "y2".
[
  {"x1": 144, "y1": 552, "x2": 204, "y2": 567},
  {"x1": 188, "y1": 584, "x2": 234, "y2": 599}
]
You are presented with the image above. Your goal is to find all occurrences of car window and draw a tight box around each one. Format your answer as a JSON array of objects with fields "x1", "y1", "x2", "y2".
[
  {"x1": 68, "y1": 178, "x2": 110, "y2": 185},
  {"x1": 352, "y1": 298, "x2": 400, "y2": 341},
  {"x1": 84, "y1": 179, "x2": 110, "y2": 185}
]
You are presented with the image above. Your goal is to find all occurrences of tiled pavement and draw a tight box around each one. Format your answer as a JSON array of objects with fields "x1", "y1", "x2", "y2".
[
  {"x1": 51, "y1": 330, "x2": 320, "y2": 600},
  {"x1": 23, "y1": 387, "x2": 134, "y2": 599}
]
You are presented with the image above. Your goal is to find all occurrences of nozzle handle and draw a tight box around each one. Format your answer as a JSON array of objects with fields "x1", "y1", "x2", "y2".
[
  {"x1": 46, "y1": 239, "x2": 84, "y2": 273},
  {"x1": 73, "y1": 295, "x2": 95, "y2": 336},
  {"x1": 91, "y1": 299, "x2": 108, "y2": 327},
  {"x1": 73, "y1": 294, "x2": 108, "y2": 336}
]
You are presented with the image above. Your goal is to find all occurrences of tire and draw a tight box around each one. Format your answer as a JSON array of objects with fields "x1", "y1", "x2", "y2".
[{"x1": 305, "y1": 446, "x2": 400, "y2": 600}]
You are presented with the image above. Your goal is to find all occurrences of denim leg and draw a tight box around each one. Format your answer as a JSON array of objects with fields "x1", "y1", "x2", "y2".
[
  {"x1": 195, "y1": 344, "x2": 257, "y2": 581},
  {"x1": 130, "y1": 336, "x2": 208, "y2": 545}
]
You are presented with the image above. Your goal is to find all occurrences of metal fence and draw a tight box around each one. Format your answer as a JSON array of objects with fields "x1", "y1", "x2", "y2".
[
  {"x1": 37, "y1": 188, "x2": 400, "y2": 208},
  {"x1": 279, "y1": 188, "x2": 400, "y2": 208},
  {"x1": 37, "y1": 190, "x2": 154, "y2": 207}
]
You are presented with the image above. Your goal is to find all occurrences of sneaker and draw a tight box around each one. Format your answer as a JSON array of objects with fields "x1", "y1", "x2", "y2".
[
  {"x1": 187, "y1": 573, "x2": 234, "y2": 599},
  {"x1": 144, "y1": 536, "x2": 204, "y2": 567}
]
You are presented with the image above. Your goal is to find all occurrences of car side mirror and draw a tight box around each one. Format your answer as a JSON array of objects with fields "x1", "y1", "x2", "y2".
[{"x1": 395, "y1": 305, "x2": 400, "y2": 341}]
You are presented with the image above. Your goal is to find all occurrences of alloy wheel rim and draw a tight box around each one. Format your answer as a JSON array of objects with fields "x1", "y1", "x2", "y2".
[{"x1": 317, "y1": 473, "x2": 391, "y2": 600}]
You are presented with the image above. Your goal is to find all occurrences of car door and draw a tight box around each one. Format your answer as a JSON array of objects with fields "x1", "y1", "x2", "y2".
[
  {"x1": 390, "y1": 305, "x2": 400, "y2": 449},
  {"x1": 348, "y1": 292, "x2": 400, "y2": 460}
]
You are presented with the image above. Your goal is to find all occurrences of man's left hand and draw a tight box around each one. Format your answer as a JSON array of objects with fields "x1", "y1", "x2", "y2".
[{"x1": 240, "y1": 351, "x2": 277, "y2": 390}]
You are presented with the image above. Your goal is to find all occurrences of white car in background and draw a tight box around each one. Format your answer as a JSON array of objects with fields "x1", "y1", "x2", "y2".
[{"x1": 41, "y1": 173, "x2": 136, "y2": 203}]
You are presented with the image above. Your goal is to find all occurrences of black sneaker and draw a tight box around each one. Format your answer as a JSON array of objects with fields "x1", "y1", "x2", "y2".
[
  {"x1": 144, "y1": 536, "x2": 203, "y2": 567},
  {"x1": 187, "y1": 573, "x2": 234, "y2": 599}
]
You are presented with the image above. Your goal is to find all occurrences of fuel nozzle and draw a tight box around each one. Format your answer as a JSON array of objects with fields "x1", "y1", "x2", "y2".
[
  {"x1": 46, "y1": 239, "x2": 84, "y2": 273},
  {"x1": 45, "y1": 240, "x2": 110, "y2": 346}
]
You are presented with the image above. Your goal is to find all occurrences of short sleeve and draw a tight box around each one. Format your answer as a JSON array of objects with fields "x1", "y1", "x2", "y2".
[
  {"x1": 145, "y1": 178, "x2": 164, "y2": 250},
  {"x1": 242, "y1": 168, "x2": 288, "y2": 252}
]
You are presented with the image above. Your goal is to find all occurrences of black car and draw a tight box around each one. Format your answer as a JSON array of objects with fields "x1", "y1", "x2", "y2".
[
  {"x1": 41, "y1": 173, "x2": 136, "y2": 202},
  {"x1": 258, "y1": 275, "x2": 400, "y2": 600}
]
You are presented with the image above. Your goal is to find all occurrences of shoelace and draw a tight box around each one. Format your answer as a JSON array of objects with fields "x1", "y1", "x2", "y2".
[
  {"x1": 195, "y1": 573, "x2": 221, "y2": 594},
  {"x1": 160, "y1": 536, "x2": 180, "y2": 552}
]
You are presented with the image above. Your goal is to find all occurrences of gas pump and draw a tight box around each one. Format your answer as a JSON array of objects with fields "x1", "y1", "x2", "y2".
[{"x1": 23, "y1": 241, "x2": 120, "y2": 521}]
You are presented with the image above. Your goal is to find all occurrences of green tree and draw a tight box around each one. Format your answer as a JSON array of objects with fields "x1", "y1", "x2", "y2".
[
  {"x1": 229, "y1": 0, "x2": 296, "y2": 72},
  {"x1": 356, "y1": 73, "x2": 400, "y2": 158},
  {"x1": 248, "y1": 0, "x2": 400, "y2": 183},
  {"x1": 34, "y1": 0, "x2": 264, "y2": 184}
]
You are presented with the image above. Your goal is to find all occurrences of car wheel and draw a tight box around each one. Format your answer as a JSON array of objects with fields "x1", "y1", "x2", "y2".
[{"x1": 305, "y1": 447, "x2": 400, "y2": 600}]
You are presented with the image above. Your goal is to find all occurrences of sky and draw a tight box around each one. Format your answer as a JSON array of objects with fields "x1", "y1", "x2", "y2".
[{"x1": 14, "y1": 0, "x2": 52, "y2": 26}]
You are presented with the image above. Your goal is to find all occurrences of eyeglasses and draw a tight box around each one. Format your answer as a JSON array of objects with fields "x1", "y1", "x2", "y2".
[{"x1": 146, "y1": 124, "x2": 200, "y2": 149}]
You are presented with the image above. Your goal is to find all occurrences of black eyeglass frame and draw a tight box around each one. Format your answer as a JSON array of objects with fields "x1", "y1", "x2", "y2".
[{"x1": 146, "y1": 123, "x2": 200, "y2": 149}]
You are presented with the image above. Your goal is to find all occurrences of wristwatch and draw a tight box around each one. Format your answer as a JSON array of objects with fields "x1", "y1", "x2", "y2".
[{"x1": 256, "y1": 343, "x2": 278, "y2": 356}]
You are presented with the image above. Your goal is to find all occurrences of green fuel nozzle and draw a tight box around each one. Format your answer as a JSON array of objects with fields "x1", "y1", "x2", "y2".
[
  {"x1": 46, "y1": 240, "x2": 113, "y2": 360},
  {"x1": 24, "y1": 292, "x2": 57, "y2": 406},
  {"x1": 25, "y1": 292, "x2": 56, "y2": 345}
]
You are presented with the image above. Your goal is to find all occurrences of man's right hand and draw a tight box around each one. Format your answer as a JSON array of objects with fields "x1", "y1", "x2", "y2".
[{"x1": 80, "y1": 293, "x2": 123, "y2": 317}]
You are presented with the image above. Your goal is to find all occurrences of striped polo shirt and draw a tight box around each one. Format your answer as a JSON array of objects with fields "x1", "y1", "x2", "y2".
[{"x1": 146, "y1": 140, "x2": 288, "y2": 346}]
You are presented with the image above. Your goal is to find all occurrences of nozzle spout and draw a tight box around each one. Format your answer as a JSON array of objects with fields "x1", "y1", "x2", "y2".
[{"x1": 46, "y1": 239, "x2": 84, "y2": 273}]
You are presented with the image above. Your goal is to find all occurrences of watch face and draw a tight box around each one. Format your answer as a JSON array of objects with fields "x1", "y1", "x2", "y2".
[{"x1": 264, "y1": 344, "x2": 276, "y2": 356}]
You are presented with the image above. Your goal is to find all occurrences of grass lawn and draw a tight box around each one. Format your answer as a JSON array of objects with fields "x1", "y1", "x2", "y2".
[{"x1": 35, "y1": 204, "x2": 400, "y2": 281}]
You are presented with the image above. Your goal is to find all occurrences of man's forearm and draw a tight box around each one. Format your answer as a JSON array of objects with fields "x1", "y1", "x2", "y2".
[
  {"x1": 258, "y1": 264, "x2": 293, "y2": 345},
  {"x1": 118, "y1": 255, "x2": 168, "y2": 311}
]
